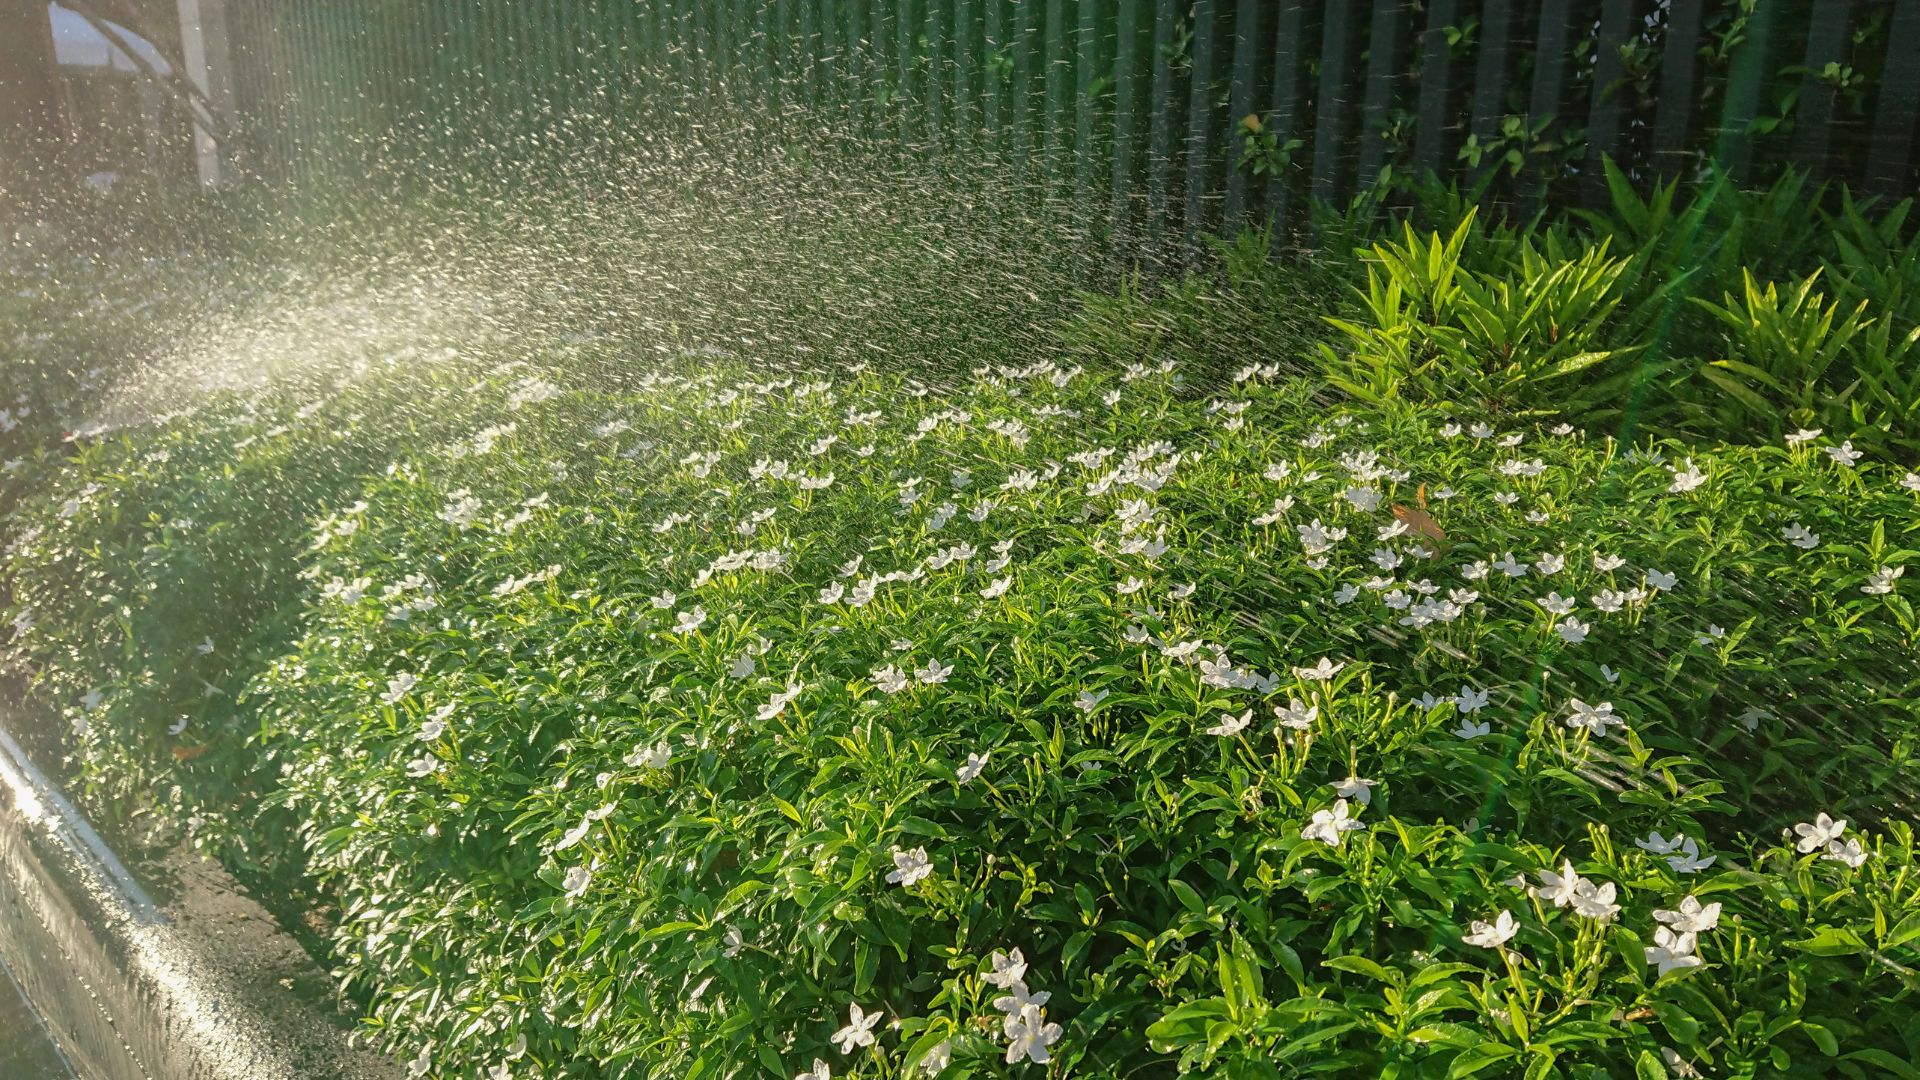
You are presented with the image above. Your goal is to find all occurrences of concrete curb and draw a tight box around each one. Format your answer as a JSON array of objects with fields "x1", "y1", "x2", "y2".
[{"x1": 0, "y1": 724, "x2": 401, "y2": 1080}]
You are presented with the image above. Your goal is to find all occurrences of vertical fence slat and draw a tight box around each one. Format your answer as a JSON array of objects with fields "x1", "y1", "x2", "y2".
[
  {"x1": 1044, "y1": 0, "x2": 1067, "y2": 184},
  {"x1": 1791, "y1": 1, "x2": 1853, "y2": 182},
  {"x1": 1263, "y1": 0, "x2": 1307, "y2": 237},
  {"x1": 1523, "y1": 0, "x2": 1574, "y2": 214},
  {"x1": 1651, "y1": 0, "x2": 1704, "y2": 175},
  {"x1": 1358, "y1": 0, "x2": 1409, "y2": 192},
  {"x1": 1467, "y1": 0, "x2": 1514, "y2": 194},
  {"x1": 1076, "y1": 0, "x2": 1100, "y2": 244},
  {"x1": 1146, "y1": 0, "x2": 1176, "y2": 249},
  {"x1": 1182, "y1": 0, "x2": 1218, "y2": 253},
  {"x1": 1310, "y1": 0, "x2": 1359, "y2": 207},
  {"x1": 1868, "y1": 0, "x2": 1920, "y2": 199},
  {"x1": 1222, "y1": 0, "x2": 1263, "y2": 233},
  {"x1": 1714, "y1": 0, "x2": 1777, "y2": 183},
  {"x1": 983, "y1": 0, "x2": 1006, "y2": 149},
  {"x1": 1410, "y1": 0, "x2": 1459, "y2": 181},
  {"x1": 1011, "y1": 0, "x2": 1034, "y2": 168},
  {"x1": 1110, "y1": 0, "x2": 1143, "y2": 255},
  {"x1": 1582, "y1": 0, "x2": 1634, "y2": 204}
]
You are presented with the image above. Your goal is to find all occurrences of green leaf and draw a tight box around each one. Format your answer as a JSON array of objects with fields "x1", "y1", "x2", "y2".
[
  {"x1": 1635, "y1": 1048, "x2": 1670, "y2": 1080},
  {"x1": 1449, "y1": 1043, "x2": 1519, "y2": 1078}
]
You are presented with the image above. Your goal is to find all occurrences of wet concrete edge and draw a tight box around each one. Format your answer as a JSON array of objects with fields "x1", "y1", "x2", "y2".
[{"x1": 0, "y1": 720, "x2": 403, "y2": 1080}]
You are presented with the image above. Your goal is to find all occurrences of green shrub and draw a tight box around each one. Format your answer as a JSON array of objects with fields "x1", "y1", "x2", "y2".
[
  {"x1": 235, "y1": 361, "x2": 1918, "y2": 1078},
  {"x1": 0, "y1": 360, "x2": 543, "y2": 873}
]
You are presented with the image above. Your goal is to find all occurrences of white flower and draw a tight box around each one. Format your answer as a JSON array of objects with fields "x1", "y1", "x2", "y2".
[
  {"x1": 1534, "y1": 553, "x2": 1566, "y2": 575},
  {"x1": 1206, "y1": 709, "x2": 1252, "y2": 737},
  {"x1": 832, "y1": 1004, "x2": 883, "y2": 1054},
  {"x1": 1453, "y1": 717, "x2": 1491, "y2": 739},
  {"x1": 1294, "y1": 657, "x2": 1345, "y2": 682},
  {"x1": 672, "y1": 605, "x2": 709, "y2": 634},
  {"x1": 1665, "y1": 837, "x2": 1717, "y2": 874},
  {"x1": 1533, "y1": 861, "x2": 1583, "y2": 907},
  {"x1": 1645, "y1": 926, "x2": 1702, "y2": 976},
  {"x1": 1554, "y1": 616, "x2": 1590, "y2": 644},
  {"x1": 983, "y1": 948, "x2": 1028, "y2": 988},
  {"x1": 915, "y1": 659, "x2": 953, "y2": 685},
  {"x1": 561, "y1": 865, "x2": 591, "y2": 898},
  {"x1": 1454, "y1": 685, "x2": 1491, "y2": 713},
  {"x1": 1075, "y1": 688, "x2": 1108, "y2": 713},
  {"x1": 872, "y1": 664, "x2": 910, "y2": 694},
  {"x1": 1661, "y1": 1047, "x2": 1703, "y2": 1078},
  {"x1": 1535, "y1": 592, "x2": 1576, "y2": 616},
  {"x1": 1826, "y1": 440, "x2": 1863, "y2": 467},
  {"x1": 1301, "y1": 799, "x2": 1363, "y2": 847},
  {"x1": 1794, "y1": 812, "x2": 1847, "y2": 853},
  {"x1": 1863, "y1": 566, "x2": 1904, "y2": 595},
  {"x1": 1634, "y1": 831, "x2": 1687, "y2": 856},
  {"x1": 918, "y1": 1039, "x2": 952, "y2": 1074},
  {"x1": 1785, "y1": 427, "x2": 1823, "y2": 446},
  {"x1": 1782, "y1": 522, "x2": 1820, "y2": 549},
  {"x1": 819, "y1": 582, "x2": 845, "y2": 605},
  {"x1": 405, "y1": 755, "x2": 440, "y2": 778},
  {"x1": 1593, "y1": 552, "x2": 1626, "y2": 572},
  {"x1": 1462, "y1": 909, "x2": 1518, "y2": 949},
  {"x1": 1646, "y1": 568, "x2": 1678, "y2": 591},
  {"x1": 1570, "y1": 878, "x2": 1621, "y2": 921},
  {"x1": 1565, "y1": 698, "x2": 1620, "y2": 736},
  {"x1": 758, "y1": 681, "x2": 804, "y2": 721},
  {"x1": 1333, "y1": 775, "x2": 1378, "y2": 806},
  {"x1": 991, "y1": 979, "x2": 1050, "y2": 1015},
  {"x1": 1903, "y1": 472, "x2": 1920, "y2": 492},
  {"x1": 1667, "y1": 459, "x2": 1707, "y2": 492},
  {"x1": 794, "y1": 1059, "x2": 831, "y2": 1080},
  {"x1": 982, "y1": 576, "x2": 1012, "y2": 598},
  {"x1": 553, "y1": 816, "x2": 593, "y2": 852},
  {"x1": 957, "y1": 752, "x2": 989, "y2": 784},
  {"x1": 1824, "y1": 836, "x2": 1870, "y2": 868},
  {"x1": 1274, "y1": 698, "x2": 1318, "y2": 730},
  {"x1": 624, "y1": 740, "x2": 672, "y2": 770},
  {"x1": 886, "y1": 846, "x2": 933, "y2": 887},
  {"x1": 1002, "y1": 1002, "x2": 1062, "y2": 1065},
  {"x1": 1600, "y1": 664, "x2": 1622, "y2": 683},
  {"x1": 1654, "y1": 896, "x2": 1721, "y2": 933},
  {"x1": 382, "y1": 672, "x2": 418, "y2": 704},
  {"x1": 407, "y1": 1046, "x2": 432, "y2": 1078}
]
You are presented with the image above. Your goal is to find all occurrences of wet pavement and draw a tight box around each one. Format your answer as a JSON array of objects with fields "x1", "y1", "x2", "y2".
[{"x1": 0, "y1": 956, "x2": 73, "y2": 1078}]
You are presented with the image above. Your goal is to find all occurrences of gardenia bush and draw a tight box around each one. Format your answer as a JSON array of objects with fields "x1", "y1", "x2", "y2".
[{"x1": 115, "y1": 357, "x2": 1910, "y2": 1078}]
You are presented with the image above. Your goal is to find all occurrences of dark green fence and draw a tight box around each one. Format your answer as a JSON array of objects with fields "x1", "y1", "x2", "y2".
[{"x1": 219, "y1": 1, "x2": 1920, "y2": 261}]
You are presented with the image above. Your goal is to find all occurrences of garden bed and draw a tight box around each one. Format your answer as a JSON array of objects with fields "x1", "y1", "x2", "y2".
[{"x1": 4, "y1": 167, "x2": 1920, "y2": 1078}]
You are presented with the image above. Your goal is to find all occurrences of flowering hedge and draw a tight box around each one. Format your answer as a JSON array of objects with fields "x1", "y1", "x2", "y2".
[{"x1": 49, "y1": 355, "x2": 1895, "y2": 1078}]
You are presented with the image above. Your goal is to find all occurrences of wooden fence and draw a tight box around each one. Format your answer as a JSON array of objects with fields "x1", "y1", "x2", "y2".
[{"x1": 217, "y1": 0, "x2": 1920, "y2": 260}]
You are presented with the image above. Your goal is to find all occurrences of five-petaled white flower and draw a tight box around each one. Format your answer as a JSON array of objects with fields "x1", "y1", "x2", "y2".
[
  {"x1": 382, "y1": 672, "x2": 418, "y2": 704},
  {"x1": 1333, "y1": 775, "x2": 1379, "y2": 806},
  {"x1": 1645, "y1": 925, "x2": 1702, "y2": 976},
  {"x1": 561, "y1": 865, "x2": 591, "y2": 898},
  {"x1": 886, "y1": 845, "x2": 933, "y2": 887},
  {"x1": 1533, "y1": 861, "x2": 1583, "y2": 907},
  {"x1": 957, "y1": 752, "x2": 989, "y2": 784},
  {"x1": 1823, "y1": 836, "x2": 1870, "y2": 868},
  {"x1": 1667, "y1": 459, "x2": 1707, "y2": 493},
  {"x1": 1565, "y1": 699, "x2": 1620, "y2": 736},
  {"x1": 1794, "y1": 812, "x2": 1847, "y2": 853},
  {"x1": 1075, "y1": 688, "x2": 1108, "y2": 712},
  {"x1": 984, "y1": 948, "x2": 1029, "y2": 988},
  {"x1": 1002, "y1": 1002, "x2": 1063, "y2": 1065},
  {"x1": 1301, "y1": 799, "x2": 1363, "y2": 847},
  {"x1": 831, "y1": 1004, "x2": 883, "y2": 1054},
  {"x1": 1863, "y1": 566, "x2": 1905, "y2": 595},
  {"x1": 1570, "y1": 878, "x2": 1621, "y2": 921},
  {"x1": 1654, "y1": 896, "x2": 1721, "y2": 933},
  {"x1": 1206, "y1": 709, "x2": 1252, "y2": 737},
  {"x1": 1275, "y1": 698, "x2": 1319, "y2": 731},
  {"x1": 1826, "y1": 441, "x2": 1863, "y2": 467},
  {"x1": 794, "y1": 1059, "x2": 831, "y2": 1080},
  {"x1": 1294, "y1": 657, "x2": 1345, "y2": 682},
  {"x1": 915, "y1": 659, "x2": 953, "y2": 685},
  {"x1": 1462, "y1": 909, "x2": 1518, "y2": 949}
]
